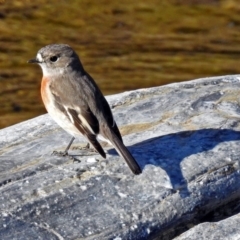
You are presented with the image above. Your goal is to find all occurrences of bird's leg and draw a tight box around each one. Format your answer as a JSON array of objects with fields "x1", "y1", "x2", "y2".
[
  {"x1": 52, "y1": 137, "x2": 75, "y2": 156},
  {"x1": 63, "y1": 137, "x2": 75, "y2": 154}
]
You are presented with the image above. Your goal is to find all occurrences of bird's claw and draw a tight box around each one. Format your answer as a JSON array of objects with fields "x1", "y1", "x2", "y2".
[
  {"x1": 52, "y1": 150, "x2": 68, "y2": 157},
  {"x1": 72, "y1": 143, "x2": 90, "y2": 150}
]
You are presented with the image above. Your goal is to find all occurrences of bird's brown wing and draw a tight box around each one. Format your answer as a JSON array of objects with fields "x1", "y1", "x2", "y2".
[
  {"x1": 67, "y1": 108, "x2": 106, "y2": 158},
  {"x1": 81, "y1": 73, "x2": 123, "y2": 142},
  {"x1": 50, "y1": 83, "x2": 106, "y2": 158}
]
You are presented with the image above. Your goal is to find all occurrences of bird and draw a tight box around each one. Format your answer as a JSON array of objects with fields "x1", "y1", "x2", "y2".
[{"x1": 28, "y1": 44, "x2": 142, "y2": 175}]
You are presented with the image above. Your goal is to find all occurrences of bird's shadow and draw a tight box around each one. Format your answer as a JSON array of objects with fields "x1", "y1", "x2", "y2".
[{"x1": 108, "y1": 128, "x2": 240, "y2": 197}]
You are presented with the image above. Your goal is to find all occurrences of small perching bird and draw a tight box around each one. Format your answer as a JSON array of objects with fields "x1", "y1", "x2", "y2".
[{"x1": 28, "y1": 44, "x2": 142, "y2": 175}]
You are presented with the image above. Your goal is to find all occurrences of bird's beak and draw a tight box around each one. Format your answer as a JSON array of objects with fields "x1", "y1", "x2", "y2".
[{"x1": 28, "y1": 58, "x2": 40, "y2": 64}]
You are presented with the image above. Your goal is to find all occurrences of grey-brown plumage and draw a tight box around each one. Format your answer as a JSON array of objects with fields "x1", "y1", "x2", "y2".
[{"x1": 28, "y1": 44, "x2": 142, "y2": 175}]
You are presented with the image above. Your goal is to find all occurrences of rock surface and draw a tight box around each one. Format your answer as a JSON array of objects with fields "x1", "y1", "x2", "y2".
[
  {"x1": 1, "y1": 75, "x2": 240, "y2": 240},
  {"x1": 174, "y1": 212, "x2": 240, "y2": 240}
]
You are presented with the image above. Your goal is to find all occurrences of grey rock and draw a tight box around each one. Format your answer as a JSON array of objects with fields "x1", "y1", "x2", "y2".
[
  {"x1": 174, "y1": 213, "x2": 240, "y2": 240},
  {"x1": 1, "y1": 75, "x2": 240, "y2": 239}
]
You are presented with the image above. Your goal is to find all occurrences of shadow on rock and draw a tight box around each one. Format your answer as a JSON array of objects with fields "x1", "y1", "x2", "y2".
[{"x1": 109, "y1": 128, "x2": 240, "y2": 197}]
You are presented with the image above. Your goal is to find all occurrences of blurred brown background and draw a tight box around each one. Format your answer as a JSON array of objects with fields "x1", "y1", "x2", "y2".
[{"x1": 0, "y1": 0, "x2": 240, "y2": 129}]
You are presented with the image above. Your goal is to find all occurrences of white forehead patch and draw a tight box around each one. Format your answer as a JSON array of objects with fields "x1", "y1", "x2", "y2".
[{"x1": 37, "y1": 53, "x2": 43, "y2": 62}]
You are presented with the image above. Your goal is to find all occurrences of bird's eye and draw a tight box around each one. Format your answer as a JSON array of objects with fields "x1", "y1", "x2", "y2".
[{"x1": 50, "y1": 56, "x2": 58, "y2": 62}]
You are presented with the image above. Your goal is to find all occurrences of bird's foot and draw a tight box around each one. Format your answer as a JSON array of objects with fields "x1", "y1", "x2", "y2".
[
  {"x1": 72, "y1": 142, "x2": 90, "y2": 151},
  {"x1": 73, "y1": 143, "x2": 97, "y2": 153},
  {"x1": 52, "y1": 150, "x2": 80, "y2": 162},
  {"x1": 52, "y1": 150, "x2": 69, "y2": 157}
]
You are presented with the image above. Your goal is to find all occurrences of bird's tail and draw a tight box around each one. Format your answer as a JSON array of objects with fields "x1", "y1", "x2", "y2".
[{"x1": 108, "y1": 130, "x2": 142, "y2": 175}]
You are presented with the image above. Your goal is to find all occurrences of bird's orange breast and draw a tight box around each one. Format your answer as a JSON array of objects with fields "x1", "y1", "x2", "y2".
[{"x1": 41, "y1": 77, "x2": 50, "y2": 108}]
